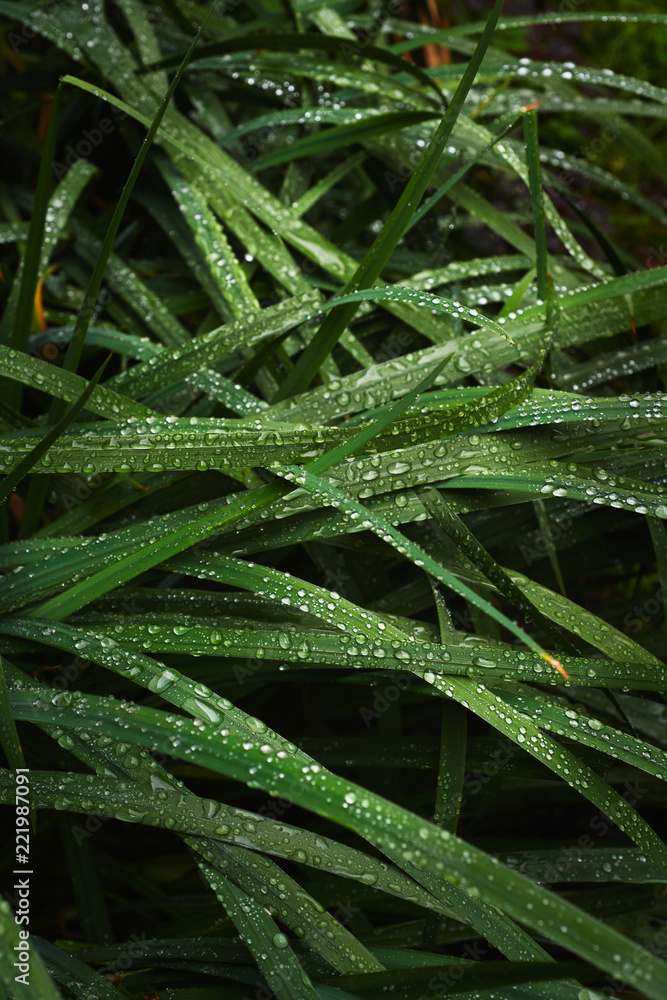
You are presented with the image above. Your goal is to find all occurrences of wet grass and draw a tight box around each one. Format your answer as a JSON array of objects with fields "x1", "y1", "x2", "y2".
[{"x1": 0, "y1": 3, "x2": 667, "y2": 999}]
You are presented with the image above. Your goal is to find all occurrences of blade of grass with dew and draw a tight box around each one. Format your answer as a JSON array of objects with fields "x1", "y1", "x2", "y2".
[
  {"x1": 0, "y1": 418, "x2": 349, "y2": 476},
  {"x1": 419, "y1": 486, "x2": 581, "y2": 655},
  {"x1": 0, "y1": 765, "x2": 446, "y2": 917},
  {"x1": 0, "y1": 655, "x2": 26, "y2": 772},
  {"x1": 19, "y1": 359, "x2": 449, "y2": 618},
  {"x1": 1, "y1": 90, "x2": 62, "y2": 360},
  {"x1": 273, "y1": 464, "x2": 567, "y2": 675},
  {"x1": 422, "y1": 675, "x2": 467, "y2": 950},
  {"x1": 3, "y1": 616, "x2": 662, "y2": 691},
  {"x1": 144, "y1": 33, "x2": 445, "y2": 110},
  {"x1": 490, "y1": 686, "x2": 667, "y2": 783},
  {"x1": 250, "y1": 111, "x2": 440, "y2": 172},
  {"x1": 71, "y1": 223, "x2": 190, "y2": 348},
  {"x1": 28, "y1": 939, "x2": 125, "y2": 1000},
  {"x1": 419, "y1": 675, "x2": 667, "y2": 876}
]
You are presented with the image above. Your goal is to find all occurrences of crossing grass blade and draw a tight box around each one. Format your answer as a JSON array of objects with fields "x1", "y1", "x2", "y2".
[{"x1": 19, "y1": 358, "x2": 448, "y2": 619}]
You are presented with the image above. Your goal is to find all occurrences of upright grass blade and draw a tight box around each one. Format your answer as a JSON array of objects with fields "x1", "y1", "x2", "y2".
[
  {"x1": 271, "y1": 0, "x2": 506, "y2": 401},
  {"x1": 57, "y1": 814, "x2": 114, "y2": 946},
  {"x1": 523, "y1": 109, "x2": 548, "y2": 301},
  {"x1": 647, "y1": 515, "x2": 667, "y2": 638},
  {"x1": 423, "y1": 688, "x2": 467, "y2": 950},
  {"x1": 532, "y1": 499, "x2": 567, "y2": 597}
]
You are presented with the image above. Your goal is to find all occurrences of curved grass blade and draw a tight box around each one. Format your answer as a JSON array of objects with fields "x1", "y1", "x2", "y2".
[
  {"x1": 0, "y1": 765, "x2": 445, "y2": 918},
  {"x1": 29, "y1": 938, "x2": 124, "y2": 1000},
  {"x1": 315, "y1": 285, "x2": 515, "y2": 345},
  {"x1": 142, "y1": 33, "x2": 445, "y2": 110},
  {"x1": 421, "y1": 676, "x2": 667, "y2": 876},
  {"x1": 251, "y1": 111, "x2": 439, "y2": 172},
  {"x1": 194, "y1": 859, "x2": 320, "y2": 1000},
  {"x1": 492, "y1": 686, "x2": 667, "y2": 783}
]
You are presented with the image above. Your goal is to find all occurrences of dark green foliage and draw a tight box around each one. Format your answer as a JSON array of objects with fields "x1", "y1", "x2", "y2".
[{"x1": 0, "y1": 3, "x2": 667, "y2": 1000}]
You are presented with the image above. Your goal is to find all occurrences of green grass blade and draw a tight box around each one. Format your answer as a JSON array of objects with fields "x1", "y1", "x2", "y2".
[
  {"x1": 523, "y1": 109, "x2": 548, "y2": 301},
  {"x1": 276, "y1": 465, "x2": 566, "y2": 673}
]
